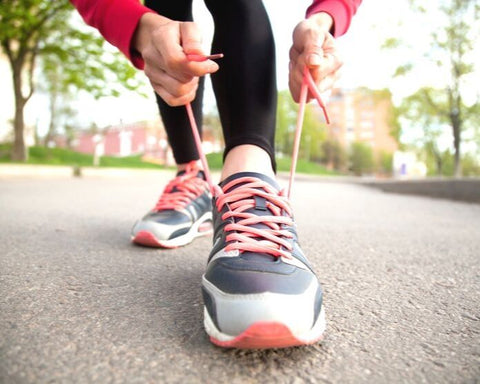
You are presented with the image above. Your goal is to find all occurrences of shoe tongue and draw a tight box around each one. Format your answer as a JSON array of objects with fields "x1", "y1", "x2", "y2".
[
  {"x1": 219, "y1": 172, "x2": 280, "y2": 192},
  {"x1": 220, "y1": 172, "x2": 283, "y2": 262},
  {"x1": 176, "y1": 169, "x2": 206, "y2": 180}
]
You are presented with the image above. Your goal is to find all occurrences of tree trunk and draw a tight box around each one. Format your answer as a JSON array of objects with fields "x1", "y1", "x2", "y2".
[
  {"x1": 45, "y1": 90, "x2": 57, "y2": 147},
  {"x1": 451, "y1": 107, "x2": 461, "y2": 177},
  {"x1": 11, "y1": 63, "x2": 27, "y2": 161},
  {"x1": 453, "y1": 124, "x2": 461, "y2": 177}
]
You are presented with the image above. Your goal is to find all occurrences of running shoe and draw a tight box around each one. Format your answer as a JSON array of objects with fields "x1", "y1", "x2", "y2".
[
  {"x1": 131, "y1": 161, "x2": 213, "y2": 248},
  {"x1": 202, "y1": 172, "x2": 325, "y2": 349}
]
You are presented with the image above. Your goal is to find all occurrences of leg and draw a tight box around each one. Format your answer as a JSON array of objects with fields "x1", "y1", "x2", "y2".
[
  {"x1": 145, "y1": 0, "x2": 204, "y2": 168},
  {"x1": 204, "y1": 0, "x2": 277, "y2": 179}
]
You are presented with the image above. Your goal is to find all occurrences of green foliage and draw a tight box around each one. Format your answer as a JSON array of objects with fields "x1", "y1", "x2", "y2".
[
  {"x1": 349, "y1": 141, "x2": 374, "y2": 176},
  {"x1": 39, "y1": 26, "x2": 145, "y2": 100},
  {"x1": 99, "y1": 155, "x2": 162, "y2": 169},
  {"x1": 277, "y1": 156, "x2": 338, "y2": 175},
  {"x1": 393, "y1": 64, "x2": 413, "y2": 77},
  {"x1": 205, "y1": 151, "x2": 338, "y2": 175},
  {"x1": 300, "y1": 105, "x2": 327, "y2": 162},
  {"x1": 384, "y1": 0, "x2": 480, "y2": 177},
  {"x1": 377, "y1": 151, "x2": 393, "y2": 175},
  {"x1": 0, "y1": 144, "x2": 162, "y2": 169},
  {"x1": 205, "y1": 152, "x2": 224, "y2": 170},
  {"x1": 275, "y1": 90, "x2": 298, "y2": 155},
  {"x1": 322, "y1": 139, "x2": 347, "y2": 171},
  {"x1": 275, "y1": 90, "x2": 328, "y2": 162},
  {"x1": 0, "y1": 0, "x2": 146, "y2": 160},
  {"x1": 462, "y1": 154, "x2": 480, "y2": 176},
  {"x1": 381, "y1": 37, "x2": 401, "y2": 50}
]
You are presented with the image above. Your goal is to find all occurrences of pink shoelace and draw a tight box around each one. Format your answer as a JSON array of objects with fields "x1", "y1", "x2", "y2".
[
  {"x1": 154, "y1": 161, "x2": 208, "y2": 211},
  {"x1": 185, "y1": 57, "x2": 328, "y2": 257}
]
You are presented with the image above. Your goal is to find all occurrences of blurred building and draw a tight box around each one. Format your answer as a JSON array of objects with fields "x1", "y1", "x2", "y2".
[
  {"x1": 63, "y1": 119, "x2": 223, "y2": 166},
  {"x1": 70, "y1": 120, "x2": 172, "y2": 165},
  {"x1": 325, "y1": 88, "x2": 398, "y2": 155}
]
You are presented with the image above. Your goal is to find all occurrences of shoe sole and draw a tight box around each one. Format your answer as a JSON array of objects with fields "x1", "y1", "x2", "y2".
[
  {"x1": 132, "y1": 212, "x2": 213, "y2": 248},
  {"x1": 204, "y1": 305, "x2": 326, "y2": 349}
]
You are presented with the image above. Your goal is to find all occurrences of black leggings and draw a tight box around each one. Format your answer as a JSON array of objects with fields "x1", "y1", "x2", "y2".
[{"x1": 144, "y1": 0, "x2": 277, "y2": 170}]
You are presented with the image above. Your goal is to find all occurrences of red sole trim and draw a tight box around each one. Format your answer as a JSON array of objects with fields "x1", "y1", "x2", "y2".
[
  {"x1": 132, "y1": 231, "x2": 178, "y2": 249},
  {"x1": 210, "y1": 322, "x2": 323, "y2": 349}
]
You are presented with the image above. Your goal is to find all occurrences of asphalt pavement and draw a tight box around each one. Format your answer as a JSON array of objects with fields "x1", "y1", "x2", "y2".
[{"x1": 1, "y1": 171, "x2": 479, "y2": 383}]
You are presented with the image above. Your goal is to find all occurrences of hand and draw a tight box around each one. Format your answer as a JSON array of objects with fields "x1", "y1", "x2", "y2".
[
  {"x1": 289, "y1": 13, "x2": 342, "y2": 103},
  {"x1": 133, "y1": 13, "x2": 219, "y2": 106}
]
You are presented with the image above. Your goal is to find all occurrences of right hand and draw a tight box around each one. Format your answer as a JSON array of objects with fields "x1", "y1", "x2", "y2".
[
  {"x1": 133, "y1": 13, "x2": 219, "y2": 106},
  {"x1": 289, "y1": 14, "x2": 342, "y2": 103}
]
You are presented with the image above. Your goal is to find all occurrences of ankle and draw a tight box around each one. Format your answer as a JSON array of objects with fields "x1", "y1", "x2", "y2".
[{"x1": 221, "y1": 145, "x2": 275, "y2": 181}]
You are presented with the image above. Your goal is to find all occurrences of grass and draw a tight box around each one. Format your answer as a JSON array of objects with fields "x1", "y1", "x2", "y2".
[
  {"x1": 0, "y1": 144, "x2": 340, "y2": 176},
  {"x1": 0, "y1": 144, "x2": 163, "y2": 169},
  {"x1": 206, "y1": 151, "x2": 338, "y2": 175}
]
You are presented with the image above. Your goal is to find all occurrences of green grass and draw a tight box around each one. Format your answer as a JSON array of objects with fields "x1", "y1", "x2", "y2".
[
  {"x1": 0, "y1": 144, "x2": 340, "y2": 175},
  {"x1": 206, "y1": 151, "x2": 339, "y2": 175},
  {"x1": 276, "y1": 156, "x2": 339, "y2": 175},
  {"x1": 205, "y1": 152, "x2": 224, "y2": 170},
  {"x1": 0, "y1": 144, "x2": 163, "y2": 169}
]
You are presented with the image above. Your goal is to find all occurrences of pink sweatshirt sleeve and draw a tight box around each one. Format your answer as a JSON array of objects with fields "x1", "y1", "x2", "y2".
[
  {"x1": 306, "y1": 0, "x2": 362, "y2": 37},
  {"x1": 70, "y1": 0, "x2": 154, "y2": 68}
]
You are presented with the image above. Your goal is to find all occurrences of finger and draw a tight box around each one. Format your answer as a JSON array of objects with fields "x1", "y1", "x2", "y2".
[
  {"x1": 288, "y1": 78, "x2": 301, "y2": 103},
  {"x1": 152, "y1": 82, "x2": 198, "y2": 107},
  {"x1": 306, "y1": 52, "x2": 342, "y2": 86},
  {"x1": 152, "y1": 23, "x2": 218, "y2": 80},
  {"x1": 289, "y1": 67, "x2": 305, "y2": 103},
  {"x1": 303, "y1": 32, "x2": 326, "y2": 68},
  {"x1": 289, "y1": 46, "x2": 300, "y2": 62},
  {"x1": 179, "y1": 22, "x2": 220, "y2": 77},
  {"x1": 180, "y1": 22, "x2": 203, "y2": 54},
  {"x1": 318, "y1": 53, "x2": 343, "y2": 79},
  {"x1": 148, "y1": 70, "x2": 199, "y2": 98}
]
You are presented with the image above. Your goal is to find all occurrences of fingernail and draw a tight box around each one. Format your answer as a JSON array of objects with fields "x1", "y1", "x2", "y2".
[{"x1": 308, "y1": 54, "x2": 321, "y2": 66}]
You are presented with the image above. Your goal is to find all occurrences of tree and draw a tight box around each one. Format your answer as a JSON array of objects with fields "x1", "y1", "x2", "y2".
[
  {"x1": 322, "y1": 139, "x2": 347, "y2": 171},
  {"x1": 275, "y1": 90, "x2": 298, "y2": 156},
  {"x1": 275, "y1": 90, "x2": 327, "y2": 161},
  {"x1": 0, "y1": 0, "x2": 145, "y2": 161},
  {"x1": 399, "y1": 88, "x2": 448, "y2": 175},
  {"x1": 377, "y1": 151, "x2": 393, "y2": 176},
  {"x1": 1, "y1": 1, "x2": 69, "y2": 160},
  {"x1": 385, "y1": 0, "x2": 480, "y2": 177},
  {"x1": 349, "y1": 141, "x2": 374, "y2": 176},
  {"x1": 300, "y1": 106, "x2": 327, "y2": 162}
]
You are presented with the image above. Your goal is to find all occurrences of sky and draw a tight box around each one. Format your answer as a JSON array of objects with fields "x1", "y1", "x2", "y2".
[{"x1": 0, "y1": 0, "x2": 479, "y2": 146}]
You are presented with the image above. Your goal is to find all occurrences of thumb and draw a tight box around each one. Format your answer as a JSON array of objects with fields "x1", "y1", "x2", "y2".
[
  {"x1": 306, "y1": 51, "x2": 322, "y2": 67},
  {"x1": 180, "y1": 22, "x2": 204, "y2": 55},
  {"x1": 304, "y1": 33, "x2": 325, "y2": 68}
]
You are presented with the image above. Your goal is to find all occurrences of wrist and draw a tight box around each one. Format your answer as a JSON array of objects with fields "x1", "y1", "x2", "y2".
[{"x1": 307, "y1": 12, "x2": 334, "y2": 34}]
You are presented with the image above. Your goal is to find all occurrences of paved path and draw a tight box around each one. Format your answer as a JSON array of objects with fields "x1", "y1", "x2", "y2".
[{"x1": 1, "y1": 173, "x2": 479, "y2": 383}]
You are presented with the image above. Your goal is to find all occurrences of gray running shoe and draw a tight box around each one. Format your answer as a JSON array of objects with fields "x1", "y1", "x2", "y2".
[
  {"x1": 132, "y1": 162, "x2": 212, "y2": 248},
  {"x1": 202, "y1": 172, "x2": 325, "y2": 348}
]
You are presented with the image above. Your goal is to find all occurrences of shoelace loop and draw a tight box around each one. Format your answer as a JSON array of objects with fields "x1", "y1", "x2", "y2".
[
  {"x1": 216, "y1": 177, "x2": 295, "y2": 258},
  {"x1": 154, "y1": 161, "x2": 208, "y2": 211}
]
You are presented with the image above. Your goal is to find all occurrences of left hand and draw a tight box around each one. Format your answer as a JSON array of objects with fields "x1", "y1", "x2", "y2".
[{"x1": 289, "y1": 13, "x2": 343, "y2": 103}]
